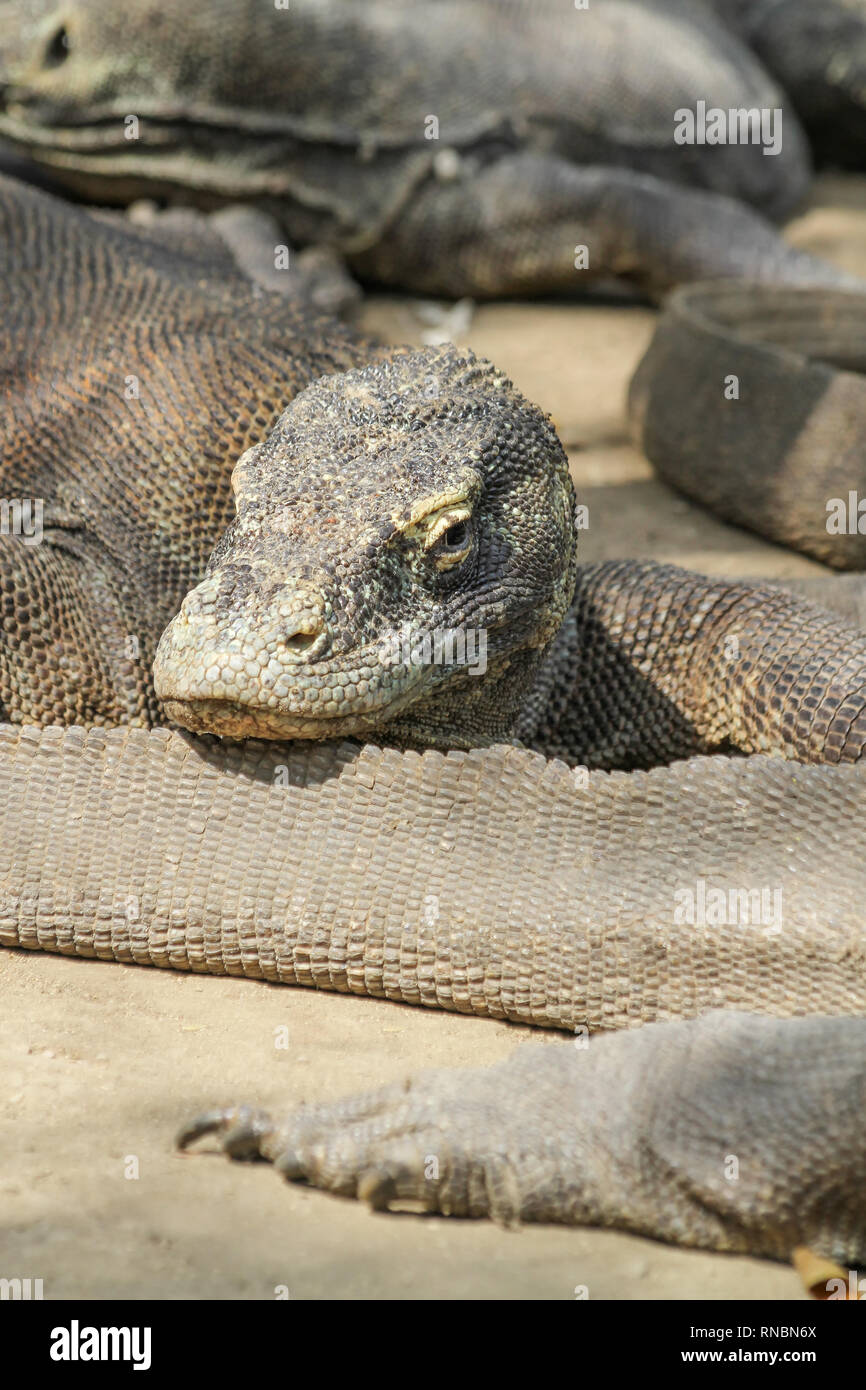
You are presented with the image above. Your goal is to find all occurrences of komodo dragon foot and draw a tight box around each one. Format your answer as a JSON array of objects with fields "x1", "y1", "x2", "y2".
[{"x1": 179, "y1": 1012, "x2": 866, "y2": 1264}]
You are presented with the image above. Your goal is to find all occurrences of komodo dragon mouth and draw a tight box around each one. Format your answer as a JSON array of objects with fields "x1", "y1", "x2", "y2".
[{"x1": 155, "y1": 646, "x2": 430, "y2": 743}]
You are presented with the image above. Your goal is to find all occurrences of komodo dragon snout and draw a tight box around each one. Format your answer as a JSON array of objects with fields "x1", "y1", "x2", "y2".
[{"x1": 153, "y1": 346, "x2": 577, "y2": 747}]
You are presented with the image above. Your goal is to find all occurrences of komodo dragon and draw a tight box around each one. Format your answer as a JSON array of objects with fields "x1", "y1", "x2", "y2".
[
  {"x1": 4, "y1": 173, "x2": 866, "y2": 1265},
  {"x1": 0, "y1": 0, "x2": 858, "y2": 299}
]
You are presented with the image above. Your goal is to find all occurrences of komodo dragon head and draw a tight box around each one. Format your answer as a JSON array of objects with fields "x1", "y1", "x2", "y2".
[
  {"x1": 153, "y1": 347, "x2": 577, "y2": 750},
  {"x1": 0, "y1": 0, "x2": 485, "y2": 232},
  {"x1": 0, "y1": 0, "x2": 367, "y2": 207}
]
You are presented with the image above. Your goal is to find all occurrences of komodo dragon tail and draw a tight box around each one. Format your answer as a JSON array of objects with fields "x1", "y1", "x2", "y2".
[
  {"x1": 3, "y1": 720, "x2": 866, "y2": 1262},
  {"x1": 631, "y1": 282, "x2": 866, "y2": 566},
  {"x1": 0, "y1": 722, "x2": 864, "y2": 1030}
]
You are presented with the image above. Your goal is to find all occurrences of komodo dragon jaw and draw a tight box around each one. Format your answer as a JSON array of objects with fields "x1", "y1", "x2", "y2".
[{"x1": 153, "y1": 347, "x2": 577, "y2": 748}]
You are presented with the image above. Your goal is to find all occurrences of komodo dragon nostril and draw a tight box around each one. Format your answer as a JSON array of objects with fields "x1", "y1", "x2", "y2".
[
  {"x1": 283, "y1": 629, "x2": 320, "y2": 656},
  {"x1": 277, "y1": 611, "x2": 326, "y2": 659}
]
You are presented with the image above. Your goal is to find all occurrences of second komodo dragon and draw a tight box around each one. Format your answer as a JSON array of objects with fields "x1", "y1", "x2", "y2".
[
  {"x1": 0, "y1": 0, "x2": 860, "y2": 298},
  {"x1": 3, "y1": 174, "x2": 866, "y2": 1264}
]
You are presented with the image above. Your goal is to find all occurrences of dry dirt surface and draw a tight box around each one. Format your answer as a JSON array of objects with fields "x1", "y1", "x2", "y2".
[{"x1": 2, "y1": 175, "x2": 865, "y2": 1302}]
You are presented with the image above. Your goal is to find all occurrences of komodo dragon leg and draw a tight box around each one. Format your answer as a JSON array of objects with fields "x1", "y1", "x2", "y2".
[
  {"x1": 0, "y1": 532, "x2": 157, "y2": 727},
  {"x1": 92, "y1": 202, "x2": 362, "y2": 317},
  {"x1": 349, "y1": 157, "x2": 859, "y2": 300},
  {"x1": 523, "y1": 561, "x2": 866, "y2": 769},
  {"x1": 179, "y1": 1013, "x2": 866, "y2": 1264}
]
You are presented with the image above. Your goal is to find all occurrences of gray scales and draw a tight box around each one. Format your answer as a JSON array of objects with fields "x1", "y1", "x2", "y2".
[{"x1": 2, "y1": 174, "x2": 866, "y2": 1262}]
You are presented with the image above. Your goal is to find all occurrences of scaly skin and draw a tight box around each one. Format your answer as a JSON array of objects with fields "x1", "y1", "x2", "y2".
[
  {"x1": 0, "y1": 171, "x2": 365, "y2": 725},
  {"x1": 4, "y1": 173, "x2": 866, "y2": 1260},
  {"x1": 153, "y1": 349, "x2": 577, "y2": 749},
  {"x1": 3, "y1": 726, "x2": 866, "y2": 1262}
]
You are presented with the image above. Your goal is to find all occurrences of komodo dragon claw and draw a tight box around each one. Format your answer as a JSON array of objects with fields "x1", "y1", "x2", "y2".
[
  {"x1": 178, "y1": 1085, "x2": 525, "y2": 1226},
  {"x1": 177, "y1": 1107, "x2": 278, "y2": 1163}
]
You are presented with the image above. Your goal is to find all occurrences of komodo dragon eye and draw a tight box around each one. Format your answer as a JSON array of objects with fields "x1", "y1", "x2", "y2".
[
  {"x1": 442, "y1": 521, "x2": 468, "y2": 549},
  {"x1": 423, "y1": 510, "x2": 474, "y2": 571},
  {"x1": 43, "y1": 26, "x2": 71, "y2": 68}
]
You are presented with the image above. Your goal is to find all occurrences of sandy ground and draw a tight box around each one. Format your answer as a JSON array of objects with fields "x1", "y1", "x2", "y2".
[{"x1": 2, "y1": 175, "x2": 865, "y2": 1302}]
